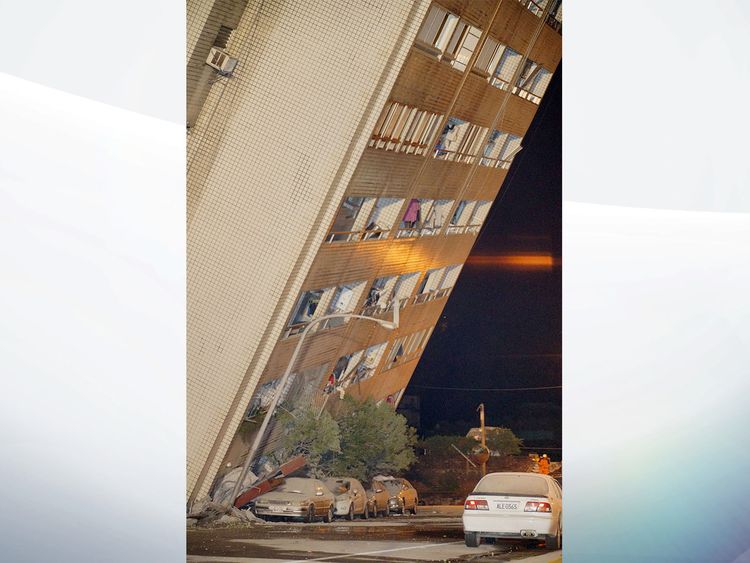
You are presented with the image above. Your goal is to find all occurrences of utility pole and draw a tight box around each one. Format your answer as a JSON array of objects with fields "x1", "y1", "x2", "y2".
[{"x1": 476, "y1": 403, "x2": 489, "y2": 477}]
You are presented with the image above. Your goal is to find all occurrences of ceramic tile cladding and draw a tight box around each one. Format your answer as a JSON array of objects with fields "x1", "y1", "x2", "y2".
[{"x1": 186, "y1": 0, "x2": 430, "y2": 502}]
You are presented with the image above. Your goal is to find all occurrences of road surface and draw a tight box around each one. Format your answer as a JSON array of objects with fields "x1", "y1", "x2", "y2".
[{"x1": 187, "y1": 507, "x2": 562, "y2": 562}]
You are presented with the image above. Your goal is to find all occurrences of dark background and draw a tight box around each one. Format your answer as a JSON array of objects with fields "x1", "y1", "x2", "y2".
[{"x1": 402, "y1": 66, "x2": 562, "y2": 452}]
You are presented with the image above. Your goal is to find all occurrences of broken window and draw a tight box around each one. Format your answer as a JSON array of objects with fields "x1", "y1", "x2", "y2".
[
  {"x1": 364, "y1": 275, "x2": 398, "y2": 312},
  {"x1": 245, "y1": 374, "x2": 296, "y2": 419},
  {"x1": 353, "y1": 342, "x2": 387, "y2": 384},
  {"x1": 291, "y1": 289, "x2": 325, "y2": 325}
]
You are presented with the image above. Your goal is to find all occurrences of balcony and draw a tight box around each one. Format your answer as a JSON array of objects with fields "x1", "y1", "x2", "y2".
[{"x1": 516, "y1": 0, "x2": 562, "y2": 34}]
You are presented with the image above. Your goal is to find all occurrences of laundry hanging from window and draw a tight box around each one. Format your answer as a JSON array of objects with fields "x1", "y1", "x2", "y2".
[{"x1": 402, "y1": 199, "x2": 421, "y2": 228}]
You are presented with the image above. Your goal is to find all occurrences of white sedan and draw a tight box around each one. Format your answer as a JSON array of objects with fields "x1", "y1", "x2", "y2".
[{"x1": 462, "y1": 472, "x2": 562, "y2": 549}]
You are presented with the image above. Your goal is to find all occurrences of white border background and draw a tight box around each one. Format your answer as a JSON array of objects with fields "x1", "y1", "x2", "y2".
[{"x1": 1, "y1": 0, "x2": 749, "y2": 561}]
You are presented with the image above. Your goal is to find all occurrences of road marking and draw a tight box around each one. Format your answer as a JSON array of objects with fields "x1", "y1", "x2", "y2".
[{"x1": 286, "y1": 540, "x2": 465, "y2": 562}]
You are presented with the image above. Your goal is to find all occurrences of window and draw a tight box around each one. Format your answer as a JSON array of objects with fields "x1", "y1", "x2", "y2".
[
  {"x1": 415, "y1": 5, "x2": 482, "y2": 73},
  {"x1": 417, "y1": 267, "x2": 446, "y2": 296},
  {"x1": 517, "y1": 0, "x2": 549, "y2": 18},
  {"x1": 434, "y1": 118, "x2": 488, "y2": 164},
  {"x1": 352, "y1": 342, "x2": 387, "y2": 384},
  {"x1": 480, "y1": 130, "x2": 522, "y2": 168},
  {"x1": 363, "y1": 198, "x2": 403, "y2": 240},
  {"x1": 327, "y1": 341, "x2": 388, "y2": 393},
  {"x1": 444, "y1": 20, "x2": 482, "y2": 72},
  {"x1": 466, "y1": 201, "x2": 492, "y2": 232},
  {"x1": 370, "y1": 101, "x2": 443, "y2": 155},
  {"x1": 392, "y1": 272, "x2": 420, "y2": 304},
  {"x1": 287, "y1": 281, "x2": 365, "y2": 336},
  {"x1": 439, "y1": 265, "x2": 463, "y2": 290},
  {"x1": 415, "y1": 4, "x2": 459, "y2": 53},
  {"x1": 245, "y1": 374, "x2": 296, "y2": 418},
  {"x1": 363, "y1": 275, "x2": 398, "y2": 312},
  {"x1": 326, "y1": 196, "x2": 404, "y2": 243},
  {"x1": 327, "y1": 197, "x2": 375, "y2": 242},
  {"x1": 515, "y1": 60, "x2": 552, "y2": 104},
  {"x1": 324, "y1": 280, "x2": 366, "y2": 329},
  {"x1": 489, "y1": 46, "x2": 523, "y2": 91},
  {"x1": 421, "y1": 199, "x2": 453, "y2": 235},
  {"x1": 291, "y1": 289, "x2": 325, "y2": 325}
]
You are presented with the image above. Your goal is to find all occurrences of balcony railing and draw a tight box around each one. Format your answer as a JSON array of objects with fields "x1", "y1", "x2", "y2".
[
  {"x1": 479, "y1": 155, "x2": 513, "y2": 169},
  {"x1": 285, "y1": 288, "x2": 454, "y2": 339},
  {"x1": 445, "y1": 223, "x2": 483, "y2": 235},
  {"x1": 325, "y1": 227, "x2": 390, "y2": 244},
  {"x1": 433, "y1": 147, "x2": 479, "y2": 165}
]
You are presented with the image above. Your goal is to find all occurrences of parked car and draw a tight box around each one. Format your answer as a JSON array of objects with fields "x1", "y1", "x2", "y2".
[
  {"x1": 253, "y1": 477, "x2": 335, "y2": 523},
  {"x1": 378, "y1": 477, "x2": 418, "y2": 515},
  {"x1": 365, "y1": 480, "x2": 390, "y2": 518},
  {"x1": 324, "y1": 478, "x2": 369, "y2": 519},
  {"x1": 462, "y1": 472, "x2": 562, "y2": 549}
]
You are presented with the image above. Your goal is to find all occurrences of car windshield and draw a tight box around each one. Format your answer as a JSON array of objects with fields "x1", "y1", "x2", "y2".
[
  {"x1": 275, "y1": 478, "x2": 314, "y2": 495},
  {"x1": 473, "y1": 474, "x2": 549, "y2": 496},
  {"x1": 380, "y1": 480, "x2": 402, "y2": 495}
]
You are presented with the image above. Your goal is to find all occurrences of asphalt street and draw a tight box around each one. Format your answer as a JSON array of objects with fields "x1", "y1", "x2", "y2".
[{"x1": 187, "y1": 508, "x2": 562, "y2": 562}]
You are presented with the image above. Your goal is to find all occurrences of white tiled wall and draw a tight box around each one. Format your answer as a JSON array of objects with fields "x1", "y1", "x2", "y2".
[{"x1": 186, "y1": 0, "x2": 430, "y2": 503}]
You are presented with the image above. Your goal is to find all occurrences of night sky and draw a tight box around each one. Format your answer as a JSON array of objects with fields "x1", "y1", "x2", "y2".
[{"x1": 404, "y1": 66, "x2": 562, "y2": 451}]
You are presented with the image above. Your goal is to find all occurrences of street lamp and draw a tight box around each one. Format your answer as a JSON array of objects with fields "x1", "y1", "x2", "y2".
[{"x1": 225, "y1": 301, "x2": 400, "y2": 506}]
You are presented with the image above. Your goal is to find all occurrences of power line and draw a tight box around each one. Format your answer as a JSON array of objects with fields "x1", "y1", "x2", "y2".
[{"x1": 411, "y1": 384, "x2": 561, "y2": 392}]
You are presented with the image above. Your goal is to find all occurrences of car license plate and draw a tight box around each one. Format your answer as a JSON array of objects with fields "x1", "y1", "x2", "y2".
[
  {"x1": 495, "y1": 502, "x2": 520, "y2": 510},
  {"x1": 270, "y1": 505, "x2": 285, "y2": 512}
]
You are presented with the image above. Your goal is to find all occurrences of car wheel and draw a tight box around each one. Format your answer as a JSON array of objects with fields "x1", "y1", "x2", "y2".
[
  {"x1": 545, "y1": 524, "x2": 561, "y2": 550},
  {"x1": 305, "y1": 505, "x2": 315, "y2": 523},
  {"x1": 363, "y1": 503, "x2": 369, "y2": 519},
  {"x1": 346, "y1": 503, "x2": 354, "y2": 521},
  {"x1": 371, "y1": 502, "x2": 378, "y2": 518},
  {"x1": 411, "y1": 503, "x2": 418, "y2": 515},
  {"x1": 323, "y1": 505, "x2": 334, "y2": 523},
  {"x1": 465, "y1": 532, "x2": 480, "y2": 547}
]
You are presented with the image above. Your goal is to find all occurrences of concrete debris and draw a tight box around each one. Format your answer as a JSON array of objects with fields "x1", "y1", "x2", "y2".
[
  {"x1": 211, "y1": 466, "x2": 258, "y2": 506},
  {"x1": 187, "y1": 501, "x2": 266, "y2": 528}
]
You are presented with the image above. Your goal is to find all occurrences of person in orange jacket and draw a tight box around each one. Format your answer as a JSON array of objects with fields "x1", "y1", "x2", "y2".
[{"x1": 538, "y1": 454, "x2": 550, "y2": 475}]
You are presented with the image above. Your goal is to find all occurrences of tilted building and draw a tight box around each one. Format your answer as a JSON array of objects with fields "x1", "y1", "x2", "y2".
[{"x1": 187, "y1": 0, "x2": 562, "y2": 505}]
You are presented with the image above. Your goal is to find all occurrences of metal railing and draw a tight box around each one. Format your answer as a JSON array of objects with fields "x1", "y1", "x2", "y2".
[
  {"x1": 325, "y1": 227, "x2": 390, "y2": 244},
  {"x1": 446, "y1": 224, "x2": 483, "y2": 235}
]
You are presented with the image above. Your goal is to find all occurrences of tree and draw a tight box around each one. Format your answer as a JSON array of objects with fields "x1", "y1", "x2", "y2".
[
  {"x1": 280, "y1": 406, "x2": 340, "y2": 478},
  {"x1": 419, "y1": 434, "x2": 477, "y2": 460},
  {"x1": 326, "y1": 397, "x2": 417, "y2": 482},
  {"x1": 485, "y1": 427, "x2": 523, "y2": 456}
]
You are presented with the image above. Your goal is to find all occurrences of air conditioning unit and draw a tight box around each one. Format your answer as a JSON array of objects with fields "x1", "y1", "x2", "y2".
[{"x1": 206, "y1": 47, "x2": 238, "y2": 75}]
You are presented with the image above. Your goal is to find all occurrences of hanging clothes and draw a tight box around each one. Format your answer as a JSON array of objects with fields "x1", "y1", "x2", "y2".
[{"x1": 402, "y1": 199, "x2": 421, "y2": 223}]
